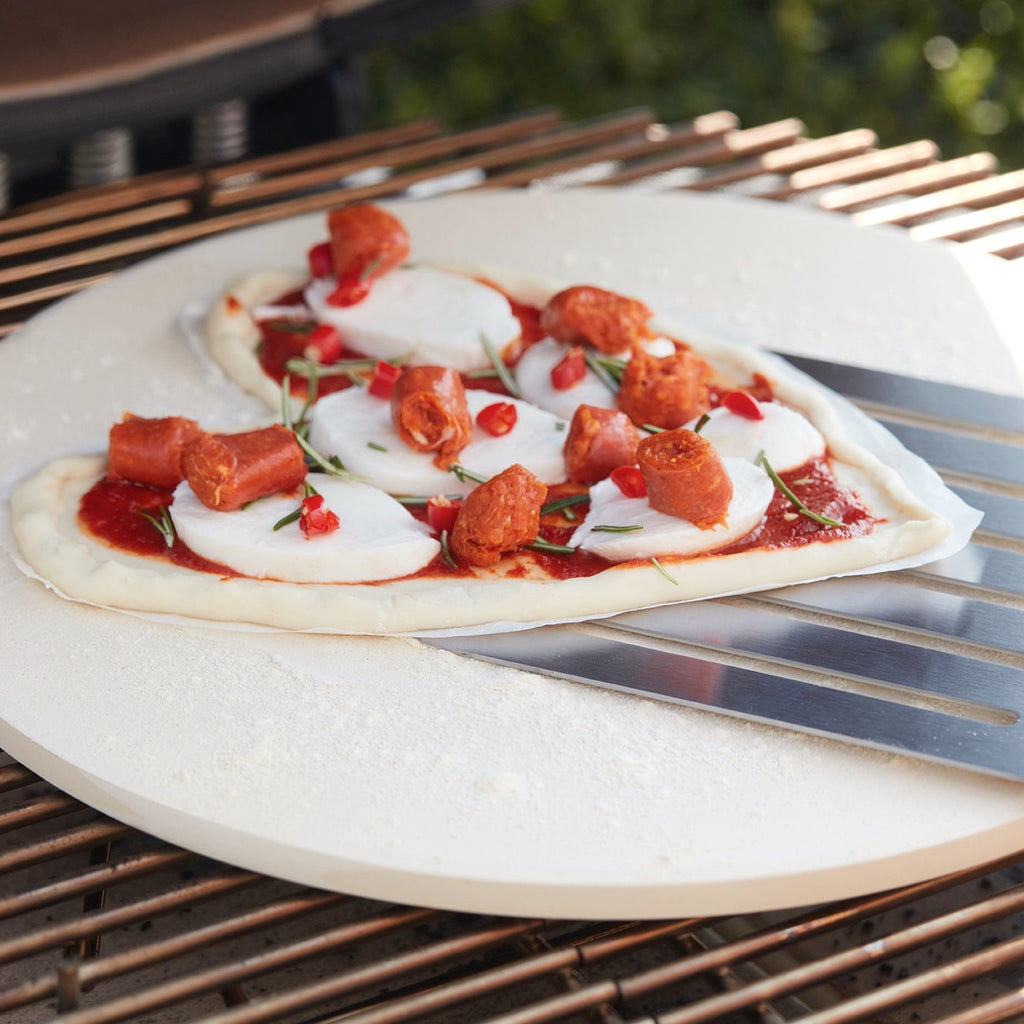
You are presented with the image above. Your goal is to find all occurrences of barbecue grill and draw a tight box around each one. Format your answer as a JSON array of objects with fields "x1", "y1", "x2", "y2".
[{"x1": 3, "y1": 107, "x2": 1024, "y2": 1023}]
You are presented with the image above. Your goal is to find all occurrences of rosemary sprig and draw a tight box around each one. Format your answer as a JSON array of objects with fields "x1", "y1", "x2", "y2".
[
  {"x1": 591, "y1": 524, "x2": 643, "y2": 533},
  {"x1": 138, "y1": 506, "x2": 175, "y2": 547},
  {"x1": 449, "y1": 464, "x2": 490, "y2": 485},
  {"x1": 692, "y1": 413, "x2": 711, "y2": 433},
  {"x1": 280, "y1": 374, "x2": 359, "y2": 480},
  {"x1": 480, "y1": 332, "x2": 521, "y2": 398},
  {"x1": 642, "y1": 423, "x2": 667, "y2": 433},
  {"x1": 755, "y1": 450, "x2": 843, "y2": 527},
  {"x1": 395, "y1": 493, "x2": 461, "y2": 507},
  {"x1": 285, "y1": 356, "x2": 377, "y2": 381},
  {"x1": 528, "y1": 537, "x2": 577, "y2": 555},
  {"x1": 439, "y1": 529, "x2": 458, "y2": 570},
  {"x1": 367, "y1": 441, "x2": 388, "y2": 452},
  {"x1": 540, "y1": 493, "x2": 589, "y2": 516},
  {"x1": 651, "y1": 557, "x2": 678, "y2": 585},
  {"x1": 273, "y1": 508, "x2": 302, "y2": 531},
  {"x1": 296, "y1": 432, "x2": 354, "y2": 478},
  {"x1": 273, "y1": 481, "x2": 320, "y2": 531},
  {"x1": 582, "y1": 351, "x2": 627, "y2": 393}
]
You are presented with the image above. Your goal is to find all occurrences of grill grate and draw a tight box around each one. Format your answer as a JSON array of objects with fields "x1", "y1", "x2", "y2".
[{"x1": 3, "y1": 107, "x2": 1024, "y2": 1022}]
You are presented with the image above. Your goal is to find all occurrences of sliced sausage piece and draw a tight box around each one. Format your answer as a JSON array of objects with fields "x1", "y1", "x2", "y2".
[
  {"x1": 540, "y1": 285, "x2": 653, "y2": 354},
  {"x1": 450, "y1": 464, "x2": 547, "y2": 567},
  {"x1": 108, "y1": 414, "x2": 203, "y2": 489},
  {"x1": 183, "y1": 424, "x2": 306, "y2": 511},
  {"x1": 327, "y1": 203, "x2": 410, "y2": 287},
  {"x1": 563, "y1": 404, "x2": 641, "y2": 485},
  {"x1": 616, "y1": 348, "x2": 712, "y2": 429},
  {"x1": 390, "y1": 365, "x2": 473, "y2": 467},
  {"x1": 637, "y1": 429, "x2": 733, "y2": 529}
]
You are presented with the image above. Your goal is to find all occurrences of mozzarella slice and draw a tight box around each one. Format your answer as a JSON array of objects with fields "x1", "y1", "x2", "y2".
[
  {"x1": 686, "y1": 402, "x2": 826, "y2": 472},
  {"x1": 515, "y1": 338, "x2": 617, "y2": 418},
  {"x1": 308, "y1": 387, "x2": 568, "y2": 496},
  {"x1": 304, "y1": 265, "x2": 521, "y2": 372},
  {"x1": 569, "y1": 458, "x2": 774, "y2": 561},
  {"x1": 515, "y1": 336, "x2": 679, "y2": 419},
  {"x1": 170, "y1": 476, "x2": 439, "y2": 583}
]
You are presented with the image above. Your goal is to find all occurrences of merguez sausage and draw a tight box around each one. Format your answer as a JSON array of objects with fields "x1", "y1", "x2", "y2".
[
  {"x1": 616, "y1": 348, "x2": 712, "y2": 430},
  {"x1": 563, "y1": 404, "x2": 641, "y2": 485},
  {"x1": 450, "y1": 464, "x2": 547, "y2": 567},
  {"x1": 390, "y1": 366, "x2": 473, "y2": 467},
  {"x1": 108, "y1": 414, "x2": 203, "y2": 489},
  {"x1": 327, "y1": 203, "x2": 410, "y2": 285},
  {"x1": 540, "y1": 285, "x2": 653, "y2": 354},
  {"x1": 182, "y1": 424, "x2": 306, "y2": 511},
  {"x1": 637, "y1": 429, "x2": 733, "y2": 529}
]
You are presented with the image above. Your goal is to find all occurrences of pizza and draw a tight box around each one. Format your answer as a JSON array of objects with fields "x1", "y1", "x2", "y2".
[{"x1": 9, "y1": 203, "x2": 975, "y2": 636}]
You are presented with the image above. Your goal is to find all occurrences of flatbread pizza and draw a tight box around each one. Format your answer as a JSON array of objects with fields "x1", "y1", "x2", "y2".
[{"x1": 10, "y1": 204, "x2": 976, "y2": 635}]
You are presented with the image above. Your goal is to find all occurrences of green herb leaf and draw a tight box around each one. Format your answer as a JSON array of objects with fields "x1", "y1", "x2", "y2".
[
  {"x1": 273, "y1": 507, "x2": 302, "y2": 531},
  {"x1": 651, "y1": 557, "x2": 678, "y2": 585},
  {"x1": 479, "y1": 332, "x2": 521, "y2": 398},
  {"x1": 692, "y1": 413, "x2": 711, "y2": 433},
  {"x1": 591, "y1": 523, "x2": 643, "y2": 533},
  {"x1": 582, "y1": 350, "x2": 624, "y2": 394},
  {"x1": 527, "y1": 537, "x2": 576, "y2": 555},
  {"x1": 449, "y1": 463, "x2": 490, "y2": 485},
  {"x1": 439, "y1": 529, "x2": 458, "y2": 570},
  {"x1": 755, "y1": 450, "x2": 843, "y2": 527},
  {"x1": 367, "y1": 441, "x2": 388, "y2": 452},
  {"x1": 540, "y1": 493, "x2": 590, "y2": 516},
  {"x1": 138, "y1": 506, "x2": 175, "y2": 548}
]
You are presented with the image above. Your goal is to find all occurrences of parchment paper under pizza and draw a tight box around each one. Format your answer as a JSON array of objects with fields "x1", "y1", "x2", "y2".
[{"x1": 10, "y1": 203, "x2": 980, "y2": 635}]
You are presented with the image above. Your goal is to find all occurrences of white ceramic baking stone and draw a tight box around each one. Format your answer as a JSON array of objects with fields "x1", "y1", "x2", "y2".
[{"x1": 2, "y1": 189, "x2": 1024, "y2": 919}]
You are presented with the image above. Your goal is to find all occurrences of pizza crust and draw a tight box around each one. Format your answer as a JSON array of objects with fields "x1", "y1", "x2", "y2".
[
  {"x1": 11, "y1": 449, "x2": 952, "y2": 636},
  {"x1": 8, "y1": 266, "x2": 976, "y2": 637}
]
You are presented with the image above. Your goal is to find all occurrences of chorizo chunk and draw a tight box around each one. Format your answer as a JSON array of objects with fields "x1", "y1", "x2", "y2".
[
  {"x1": 390, "y1": 366, "x2": 472, "y2": 467},
  {"x1": 450, "y1": 464, "x2": 547, "y2": 567},
  {"x1": 327, "y1": 203, "x2": 410, "y2": 285},
  {"x1": 637, "y1": 429, "x2": 732, "y2": 529},
  {"x1": 540, "y1": 285, "x2": 653, "y2": 354},
  {"x1": 563, "y1": 404, "x2": 641, "y2": 485},
  {"x1": 183, "y1": 424, "x2": 306, "y2": 511},
  {"x1": 616, "y1": 348, "x2": 712, "y2": 430},
  {"x1": 108, "y1": 414, "x2": 202, "y2": 489}
]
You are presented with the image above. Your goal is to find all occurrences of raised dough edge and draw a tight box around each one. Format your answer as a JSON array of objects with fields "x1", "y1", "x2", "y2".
[{"x1": 10, "y1": 453, "x2": 951, "y2": 637}]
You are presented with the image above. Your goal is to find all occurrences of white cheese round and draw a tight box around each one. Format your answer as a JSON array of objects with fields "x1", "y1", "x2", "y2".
[
  {"x1": 515, "y1": 336, "x2": 678, "y2": 419},
  {"x1": 308, "y1": 387, "x2": 568, "y2": 496},
  {"x1": 304, "y1": 265, "x2": 521, "y2": 372},
  {"x1": 687, "y1": 401, "x2": 826, "y2": 472},
  {"x1": 515, "y1": 338, "x2": 617, "y2": 418},
  {"x1": 170, "y1": 476, "x2": 439, "y2": 583},
  {"x1": 569, "y1": 457, "x2": 774, "y2": 561}
]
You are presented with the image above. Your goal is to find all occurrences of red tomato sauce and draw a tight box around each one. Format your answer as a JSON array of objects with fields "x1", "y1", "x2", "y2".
[
  {"x1": 77, "y1": 453, "x2": 874, "y2": 583},
  {"x1": 78, "y1": 479, "x2": 239, "y2": 576},
  {"x1": 718, "y1": 456, "x2": 876, "y2": 554}
]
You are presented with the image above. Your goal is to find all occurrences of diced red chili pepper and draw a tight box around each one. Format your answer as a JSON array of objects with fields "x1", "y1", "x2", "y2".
[
  {"x1": 299, "y1": 493, "x2": 340, "y2": 537},
  {"x1": 722, "y1": 389, "x2": 765, "y2": 420},
  {"x1": 609, "y1": 465, "x2": 647, "y2": 499},
  {"x1": 426, "y1": 495, "x2": 462, "y2": 533},
  {"x1": 303, "y1": 324, "x2": 343, "y2": 364},
  {"x1": 550, "y1": 346, "x2": 587, "y2": 391},
  {"x1": 326, "y1": 270, "x2": 372, "y2": 307},
  {"x1": 475, "y1": 401, "x2": 518, "y2": 437},
  {"x1": 367, "y1": 360, "x2": 403, "y2": 399},
  {"x1": 307, "y1": 242, "x2": 334, "y2": 279}
]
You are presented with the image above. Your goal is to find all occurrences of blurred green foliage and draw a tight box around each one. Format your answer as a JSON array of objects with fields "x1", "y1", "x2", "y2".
[{"x1": 363, "y1": 0, "x2": 1024, "y2": 167}]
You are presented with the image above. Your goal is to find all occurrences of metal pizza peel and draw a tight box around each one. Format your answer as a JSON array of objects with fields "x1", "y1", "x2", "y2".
[{"x1": 430, "y1": 357, "x2": 1024, "y2": 782}]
